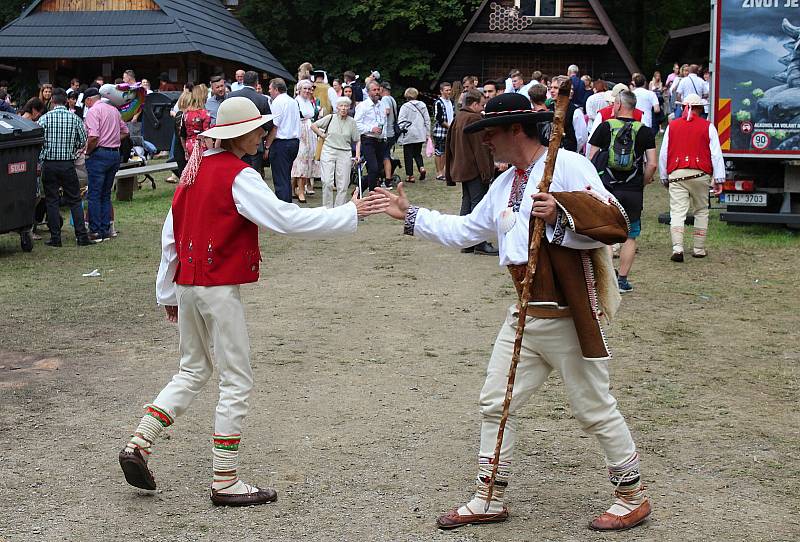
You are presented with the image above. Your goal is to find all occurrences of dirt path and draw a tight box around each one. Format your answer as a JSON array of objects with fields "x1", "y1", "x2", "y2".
[{"x1": 1, "y1": 177, "x2": 799, "y2": 541}]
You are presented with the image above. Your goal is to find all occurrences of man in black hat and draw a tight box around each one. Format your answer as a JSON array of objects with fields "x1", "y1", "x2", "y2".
[{"x1": 376, "y1": 92, "x2": 651, "y2": 533}]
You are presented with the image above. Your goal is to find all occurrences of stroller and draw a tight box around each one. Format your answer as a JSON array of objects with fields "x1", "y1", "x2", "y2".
[{"x1": 349, "y1": 155, "x2": 403, "y2": 193}]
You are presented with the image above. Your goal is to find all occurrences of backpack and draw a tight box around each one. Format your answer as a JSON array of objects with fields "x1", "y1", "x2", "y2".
[{"x1": 605, "y1": 118, "x2": 642, "y2": 183}]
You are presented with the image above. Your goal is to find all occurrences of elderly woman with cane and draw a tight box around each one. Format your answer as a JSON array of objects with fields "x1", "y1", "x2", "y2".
[
  {"x1": 311, "y1": 96, "x2": 361, "y2": 208},
  {"x1": 118, "y1": 97, "x2": 388, "y2": 507}
]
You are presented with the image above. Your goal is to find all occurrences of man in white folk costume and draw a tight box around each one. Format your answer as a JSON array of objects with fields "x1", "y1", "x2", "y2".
[
  {"x1": 377, "y1": 93, "x2": 651, "y2": 531},
  {"x1": 118, "y1": 97, "x2": 388, "y2": 506}
]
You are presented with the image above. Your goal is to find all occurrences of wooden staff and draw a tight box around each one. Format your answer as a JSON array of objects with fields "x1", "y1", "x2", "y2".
[{"x1": 484, "y1": 78, "x2": 573, "y2": 511}]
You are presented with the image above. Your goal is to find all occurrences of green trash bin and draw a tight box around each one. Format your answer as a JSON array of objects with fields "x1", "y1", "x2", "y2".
[{"x1": 0, "y1": 112, "x2": 43, "y2": 252}]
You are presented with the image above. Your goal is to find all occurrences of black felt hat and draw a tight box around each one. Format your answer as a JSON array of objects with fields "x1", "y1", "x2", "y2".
[{"x1": 464, "y1": 93, "x2": 553, "y2": 133}]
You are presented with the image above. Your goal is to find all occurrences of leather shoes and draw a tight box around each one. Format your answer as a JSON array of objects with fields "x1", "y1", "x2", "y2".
[
  {"x1": 589, "y1": 498, "x2": 651, "y2": 531},
  {"x1": 211, "y1": 486, "x2": 278, "y2": 507},
  {"x1": 44, "y1": 239, "x2": 62, "y2": 247},
  {"x1": 670, "y1": 251, "x2": 684, "y2": 262},
  {"x1": 119, "y1": 447, "x2": 157, "y2": 490},
  {"x1": 436, "y1": 506, "x2": 509, "y2": 530},
  {"x1": 474, "y1": 242, "x2": 499, "y2": 256}
]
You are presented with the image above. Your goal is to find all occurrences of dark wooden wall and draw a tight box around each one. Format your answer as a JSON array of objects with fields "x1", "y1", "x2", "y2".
[
  {"x1": 440, "y1": 43, "x2": 630, "y2": 86},
  {"x1": 472, "y1": 0, "x2": 603, "y2": 33}
]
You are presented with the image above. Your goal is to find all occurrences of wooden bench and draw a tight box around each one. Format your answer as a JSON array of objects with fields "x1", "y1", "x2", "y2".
[{"x1": 115, "y1": 160, "x2": 177, "y2": 200}]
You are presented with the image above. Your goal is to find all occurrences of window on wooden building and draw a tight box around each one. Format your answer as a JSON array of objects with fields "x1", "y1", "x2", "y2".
[{"x1": 517, "y1": 0, "x2": 561, "y2": 17}]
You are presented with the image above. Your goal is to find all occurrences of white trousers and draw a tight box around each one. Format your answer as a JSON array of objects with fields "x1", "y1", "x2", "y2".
[
  {"x1": 152, "y1": 285, "x2": 253, "y2": 436},
  {"x1": 319, "y1": 146, "x2": 352, "y2": 208},
  {"x1": 669, "y1": 175, "x2": 710, "y2": 252},
  {"x1": 479, "y1": 306, "x2": 636, "y2": 467}
]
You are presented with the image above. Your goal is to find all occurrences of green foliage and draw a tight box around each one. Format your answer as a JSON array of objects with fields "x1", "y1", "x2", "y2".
[
  {"x1": 238, "y1": 0, "x2": 482, "y2": 85},
  {"x1": 0, "y1": 0, "x2": 27, "y2": 28},
  {"x1": 598, "y1": 0, "x2": 711, "y2": 74}
]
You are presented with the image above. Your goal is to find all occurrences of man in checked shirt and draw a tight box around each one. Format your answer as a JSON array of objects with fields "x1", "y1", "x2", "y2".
[{"x1": 37, "y1": 88, "x2": 97, "y2": 247}]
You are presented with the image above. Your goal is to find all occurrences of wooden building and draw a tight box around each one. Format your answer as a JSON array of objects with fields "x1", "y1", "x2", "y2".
[
  {"x1": 433, "y1": 0, "x2": 639, "y2": 89},
  {"x1": 0, "y1": 0, "x2": 292, "y2": 90}
]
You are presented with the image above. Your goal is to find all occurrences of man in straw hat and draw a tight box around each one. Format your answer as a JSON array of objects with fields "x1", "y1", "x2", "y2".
[
  {"x1": 659, "y1": 93, "x2": 725, "y2": 261},
  {"x1": 118, "y1": 97, "x2": 388, "y2": 506},
  {"x1": 376, "y1": 92, "x2": 651, "y2": 532}
]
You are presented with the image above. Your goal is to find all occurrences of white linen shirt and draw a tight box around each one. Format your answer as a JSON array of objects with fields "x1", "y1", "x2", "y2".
[
  {"x1": 410, "y1": 150, "x2": 623, "y2": 266},
  {"x1": 270, "y1": 92, "x2": 301, "y2": 139},
  {"x1": 354, "y1": 98, "x2": 387, "y2": 137},
  {"x1": 658, "y1": 123, "x2": 726, "y2": 181},
  {"x1": 156, "y1": 150, "x2": 357, "y2": 305},
  {"x1": 632, "y1": 87, "x2": 659, "y2": 128}
]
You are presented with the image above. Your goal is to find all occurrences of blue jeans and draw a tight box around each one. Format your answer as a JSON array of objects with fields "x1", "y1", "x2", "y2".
[
  {"x1": 86, "y1": 147, "x2": 121, "y2": 237},
  {"x1": 269, "y1": 138, "x2": 299, "y2": 202}
]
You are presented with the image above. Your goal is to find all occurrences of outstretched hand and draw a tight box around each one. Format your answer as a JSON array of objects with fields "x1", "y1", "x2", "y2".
[
  {"x1": 351, "y1": 188, "x2": 390, "y2": 218},
  {"x1": 374, "y1": 182, "x2": 410, "y2": 220}
]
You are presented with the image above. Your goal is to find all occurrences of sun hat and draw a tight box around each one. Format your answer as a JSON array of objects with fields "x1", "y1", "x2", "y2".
[
  {"x1": 180, "y1": 97, "x2": 271, "y2": 186},
  {"x1": 679, "y1": 93, "x2": 708, "y2": 107},
  {"x1": 200, "y1": 97, "x2": 272, "y2": 140},
  {"x1": 464, "y1": 93, "x2": 552, "y2": 134},
  {"x1": 603, "y1": 82, "x2": 630, "y2": 103}
]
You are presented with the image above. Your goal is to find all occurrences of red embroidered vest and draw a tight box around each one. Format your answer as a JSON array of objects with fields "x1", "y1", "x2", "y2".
[
  {"x1": 666, "y1": 116, "x2": 712, "y2": 174},
  {"x1": 171, "y1": 151, "x2": 260, "y2": 286}
]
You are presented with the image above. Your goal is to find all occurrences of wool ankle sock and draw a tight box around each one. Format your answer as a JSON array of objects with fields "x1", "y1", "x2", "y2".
[
  {"x1": 692, "y1": 228, "x2": 707, "y2": 254},
  {"x1": 211, "y1": 435, "x2": 259, "y2": 495},
  {"x1": 124, "y1": 405, "x2": 173, "y2": 459},
  {"x1": 457, "y1": 456, "x2": 509, "y2": 515},
  {"x1": 606, "y1": 452, "x2": 646, "y2": 516}
]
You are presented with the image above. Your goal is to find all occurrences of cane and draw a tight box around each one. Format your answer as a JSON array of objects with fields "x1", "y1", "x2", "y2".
[{"x1": 484, "y1": 78, "x2": 573, "y2": 511}]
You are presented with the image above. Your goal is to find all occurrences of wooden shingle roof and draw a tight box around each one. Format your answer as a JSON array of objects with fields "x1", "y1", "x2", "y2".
[{"x1": 0, "y1": 0, "x2": 292, "y2": 79}]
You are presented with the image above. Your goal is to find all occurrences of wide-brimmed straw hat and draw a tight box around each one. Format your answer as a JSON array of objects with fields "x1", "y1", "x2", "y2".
[
  {"x1": 201, "y1": 97, "x2": 272, "y2": 140},
  {"x1": 679, "y1": 93, "x2": 708, "y2": 107},
  {"x1": 464, "y1": 93, "x2": 552, "y2": 134},
  {"x1": 603, "y1": 82, "x2": 630, "y2": 103}
]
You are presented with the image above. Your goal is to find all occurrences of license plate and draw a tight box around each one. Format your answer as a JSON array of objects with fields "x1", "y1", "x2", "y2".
[{"x1": 721, "y1": 193, "x2": 767, "y2": 206}]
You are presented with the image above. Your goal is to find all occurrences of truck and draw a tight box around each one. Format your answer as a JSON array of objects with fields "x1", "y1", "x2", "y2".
[{"x1": 710, "y1": 0, "x2": 800, "y2": 227}]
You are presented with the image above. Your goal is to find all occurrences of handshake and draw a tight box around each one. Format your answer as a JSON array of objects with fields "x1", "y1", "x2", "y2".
[{"x1": 352, "y1": 183, "x2": 411, "y2": 220}]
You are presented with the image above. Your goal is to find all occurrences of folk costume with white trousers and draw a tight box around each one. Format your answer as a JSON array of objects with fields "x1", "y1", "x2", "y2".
[
  {"x1": 658, "y1": 95, "x2": 724, "y2": 258},
  {"x1": 120, "y1": 97, "x2": 360, "y2": 506},
  {"x1": 404, "y1": 150, "x2": 648, "y2": 528}
]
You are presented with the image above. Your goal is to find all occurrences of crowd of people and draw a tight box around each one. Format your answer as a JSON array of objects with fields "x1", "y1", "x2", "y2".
[
  {"x1": 425, "y1": 62, "x2": 720, "y2": 291},
  {"x1": 6, "y1": 58, "x2": 720, "y2": 290}
]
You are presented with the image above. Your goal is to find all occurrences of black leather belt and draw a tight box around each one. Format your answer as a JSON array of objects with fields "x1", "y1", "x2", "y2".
[
  {"x1": 670, "y1": 172, "x2": 707, "y2": 182},
  {"x1": 98, "y1": 146, "x2": 119, "y2": 151}
]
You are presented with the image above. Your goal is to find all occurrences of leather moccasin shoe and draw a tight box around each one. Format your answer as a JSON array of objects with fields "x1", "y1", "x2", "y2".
[
  {"x1": 589, "y1": 498, "x2": 651, "y2": 531},
  {"x1": 670, "y1": 251, "x2": 684, "y2": 262},
  {"x1": 119, "y1": 447, "x2": 157, "y2": 490},
  {"x1": 436, "y1": 507, "x2": 509, "y2": 530},
  {"x1": 211, "y1": 487, "x2": 278, "y2": 507}
]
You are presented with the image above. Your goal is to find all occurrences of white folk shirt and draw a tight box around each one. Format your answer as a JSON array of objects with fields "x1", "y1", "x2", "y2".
[
  {"x1": 156, "y1": 149, "x2": 357, "y2": 305},
  {"x1": 411, "y1": 150, "x2": 622, "y2": 266},
  {"x1": 270, "y1": 92, "x2": 301, "y2": 139},
  {"x1": 572, "y1": 108, "x2": 588, "y2": 153},
  {"x1": 658, "y1": 123, "x2": 726, "y2": 181}
]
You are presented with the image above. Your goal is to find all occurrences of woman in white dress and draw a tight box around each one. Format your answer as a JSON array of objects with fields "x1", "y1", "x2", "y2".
[{"x1": 290, "y1": 80, "x2": 321, "y2": 202}]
